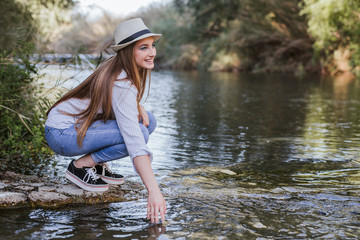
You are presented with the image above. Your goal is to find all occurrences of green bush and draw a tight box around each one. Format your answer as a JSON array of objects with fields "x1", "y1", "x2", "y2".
[
  {"x1": 300, "y1": 0, "x2": 360, "y2": 74},
  {"x1": 0, "y1": 43, "x2": 54, "y2": 175},
  {"x1": 0, "y1": 0, "x2": 35, "y2": 52},
  {"x1": 151, "y1": 0, "x2": 314, "y2": 73}
]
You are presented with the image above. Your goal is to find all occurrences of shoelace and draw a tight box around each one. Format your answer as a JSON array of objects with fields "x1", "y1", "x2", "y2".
[
  {"x1": 83, "y1": 167, "x2": 100, "y2": 182},
  {"x1": 101, "y1": 163, "x2": 114, "y2": 176}
]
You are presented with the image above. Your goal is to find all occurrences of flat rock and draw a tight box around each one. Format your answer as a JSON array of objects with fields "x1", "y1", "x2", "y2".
[
  {"x1": 14, "y1": 185, "x2": 35, "y2": 191},
  {"x1": 0, "y1": 192, "x2": 27, "y2": 205},
  {"x1": 0, "y1": 173, "x2": 136, "y2": 208},
  {"x1": 0, "y1": 182, "x2": 8, "y2": 190},
  {"x1": 56, "y1": 184, "x2": 84, "y2": 196},
  {"x1": 27, "y1": 183, "x2": 45, "y2": 187},
  {"x1": 3, "y1": 171, "x2": 21, "y2": 179},
  {"x1": 84, "y1": 191, "x2": 103, "y2": 197},
  {"x1": 29, "y1": 191, "x2": 70, "y2": 203},
  {"x1": 38, "y1": 186, "x2": 56, "y2": 192}
]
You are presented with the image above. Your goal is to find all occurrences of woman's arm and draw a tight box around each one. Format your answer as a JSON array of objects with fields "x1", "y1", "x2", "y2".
[
  {"x1": 112, "y1": 82, "x2": 152, "y2": 161},
  {"x1": 133, "y1": 155, "x2": 166, "y2": 223},
  {"x1": 112, "y1": 81, "x2": 165, "y2": 222}
]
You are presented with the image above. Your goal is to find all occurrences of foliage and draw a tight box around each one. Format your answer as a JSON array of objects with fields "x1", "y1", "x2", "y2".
[
  {"x1": 53, "y1": 11, "x2": 121, "y2": 54},
  {"x1": 174, "y1": 0, "x2": 240, "y2": 40},
  {"x1": 171, "y1": 0, "x2": 242, "y2": 70},
  {"x1": 12, "y1": 0, "x2": 74, "y2": 53},
  {"x1": 0, "y1": 0, "x2": 77, "y2": 175},
  {"x1": 0, "y1": 43, "x2": 54, "y2": 175},
  {"x1": 143, "y1": 0, "x2": 357, "y2": 74},
  {"x1": 230, "y1": 0, "x2": 314, "y2": 73},
  {"x1": 300, "y1": 0, "x2": 360, "y2": 75},
  {"x1": 0, "y1": 0, "x2": 35, "y2": 52},
  {"x1": 151, "y1": 0, "x2": 315, "y2": 73}
]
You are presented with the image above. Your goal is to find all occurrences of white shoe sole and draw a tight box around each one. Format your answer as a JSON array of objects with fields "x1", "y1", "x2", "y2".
[
  {"x1": 99, "y1": 175, "x2": 125, "y2": 185},
  {"x1": 65, "y1": 170, "x2": 109, "y2": 192}
]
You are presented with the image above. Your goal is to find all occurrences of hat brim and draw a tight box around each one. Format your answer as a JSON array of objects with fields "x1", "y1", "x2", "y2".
[{"x1": 110, "y1": 33, "x2": 162, "y2": 52}]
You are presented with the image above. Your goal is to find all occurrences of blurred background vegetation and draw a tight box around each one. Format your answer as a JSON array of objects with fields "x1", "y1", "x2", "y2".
[
  {"x1": 1, "y1": 0, "x2": 359, "y2": 75},
  {"x1": 0, "y1": 0, "x2": 359, "y2": 174}
]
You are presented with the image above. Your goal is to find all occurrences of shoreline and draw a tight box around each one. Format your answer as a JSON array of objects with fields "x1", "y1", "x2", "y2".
[{"x1": 32, "y1": 53, "x2": 357, "y2": 77}]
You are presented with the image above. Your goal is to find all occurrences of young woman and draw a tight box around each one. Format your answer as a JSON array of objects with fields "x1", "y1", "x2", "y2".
[{"x1": 45, "y1": 18, "x2": 166, "y2": 223}]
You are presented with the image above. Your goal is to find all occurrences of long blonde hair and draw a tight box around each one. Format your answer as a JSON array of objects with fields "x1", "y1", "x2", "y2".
[{"x1": 47, "y1": 43, "x2": 151, "y2": 146}]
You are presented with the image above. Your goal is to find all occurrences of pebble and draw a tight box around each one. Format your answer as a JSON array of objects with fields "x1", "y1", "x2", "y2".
[{"x1": 253, "y1": 222, "x2": 267, "y2": 229}]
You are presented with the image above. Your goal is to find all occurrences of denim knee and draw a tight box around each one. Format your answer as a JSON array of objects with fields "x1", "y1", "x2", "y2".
[
  {"x1": 146, "y1": 111, "x2": 157, "y2": 134},
  {"x1": 45, "y1": 126, "x2": 64, "y2": 155},
  {"x1": 91, "y1": 143, "x2": 129, "y2": 163},
  {"x1": 140, "y1": 124, "x2": 150, "y2": 143}
]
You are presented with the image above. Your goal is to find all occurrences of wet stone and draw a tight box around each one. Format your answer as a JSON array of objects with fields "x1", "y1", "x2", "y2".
[
  {"x1": 3, "y1": 171, "x2": 21, "y2": 179},
  {"x1": 0, "y1": 192, "x2": 27, "y2": 205},
  {"x1": 14, "y1": 185, "x2": 35, "y2": 191},
  {"x1": 0, "y1": 172, "x2": 133, "y2": 208},
  {"x1": 29, "y1": 191, "x2": 70, "y2": 203},
  {"x1": 38, "y1": 186, "x2": 56, "y2": 192},
  {"x1": 280, "y1": 187, "x2": 298, "y2": 193},
  {"x1": 0, "y1": 182, "x2": 8, "y2": 190},
  {"x1": 271, "y1": 187, "x2": 285, "y2": 194},
  {"x1": 56, "y1": 184, "x2": 84, "y2": 196},
  {"x1": 84, "y1": 191, "x2": 103, "y2": 197},
  {"x1": 217, "y1": 169, "x2": 237, "y2": 175},
  {"x1": 253, "y1": 222, "x2": 267, "y2": 229},
  {"x1": 27, "y1": 183, "x2": 45, "y2": 187}
]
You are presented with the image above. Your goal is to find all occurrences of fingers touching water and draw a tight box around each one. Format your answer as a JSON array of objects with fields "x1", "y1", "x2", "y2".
[{"x1": 147, "y1": 191, "x2": 167, "y2": 223}]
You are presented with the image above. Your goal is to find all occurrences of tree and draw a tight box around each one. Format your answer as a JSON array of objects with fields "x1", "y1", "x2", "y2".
[
  {"x1": 0, "y1": 0, "x2": 74, "y2": 52},
  {"x1": 169, "y1": 0, "x2": 313, "y2": 72},
  {"x1": 174, "y1": 0, "x2": 240, "y2": 40},
  {"x1": 0, "y1": 0, "x2": 35, "y2": 51},
  {"x1": 301, "y1": 0, "x2": 360, "y2": 75}
]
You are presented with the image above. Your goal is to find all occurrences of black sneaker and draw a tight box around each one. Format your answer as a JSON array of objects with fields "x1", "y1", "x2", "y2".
[
  {"x1": 65, "y1": 160, "x2": 109, "y2": 192},
  {"x1": 95, "y1": 163, "x2": 125, "y2": 185}
]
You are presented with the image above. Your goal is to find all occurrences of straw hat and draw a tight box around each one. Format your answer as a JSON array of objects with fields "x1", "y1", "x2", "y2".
[{"x1": 110, "y1": 18, "x2": 162, "y2": 52}]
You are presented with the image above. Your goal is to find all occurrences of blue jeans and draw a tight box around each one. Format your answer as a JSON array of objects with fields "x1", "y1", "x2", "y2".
[{"x1": 45, "y1": 111, "x2": 156, "y2": 164}]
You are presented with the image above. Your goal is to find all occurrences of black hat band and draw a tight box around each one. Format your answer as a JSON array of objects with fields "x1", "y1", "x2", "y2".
[{"x1": 117, "y1": 29, "x2": 151, "y2": 45}]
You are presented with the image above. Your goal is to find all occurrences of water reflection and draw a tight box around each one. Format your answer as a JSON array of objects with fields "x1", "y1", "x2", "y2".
[
  {"x1": 162, "y1": 163, "x2": 360, "y2": 239},
  {"x1": 168, "y1": 72, "x2": 314, "y2": 170},
  {"x1": 2, "y1": 203, "x2": 167, "y2": 239},
  {"x1": 2, "y1": 69, "x2": 360, "y2": 239}
]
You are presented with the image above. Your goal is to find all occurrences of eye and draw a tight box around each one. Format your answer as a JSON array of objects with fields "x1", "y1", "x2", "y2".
[
  {"x1": 140, "y1": 46, "x2": 147, "y2": 50},
  {"x1": 152, "y1": 43, "x2": 156, "y2": 47}
]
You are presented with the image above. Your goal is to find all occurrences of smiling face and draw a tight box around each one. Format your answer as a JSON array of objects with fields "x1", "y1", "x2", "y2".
[{"x1": 134, "y1": 37, "x2": 157, "y2": 70}]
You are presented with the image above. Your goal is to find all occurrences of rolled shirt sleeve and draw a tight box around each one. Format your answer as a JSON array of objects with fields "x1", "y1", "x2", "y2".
[{"x1": 112, "y1": 80, "x2": 153, "y2": 161}]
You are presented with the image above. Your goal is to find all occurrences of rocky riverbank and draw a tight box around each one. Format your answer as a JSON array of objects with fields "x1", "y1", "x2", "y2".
[{"x1": 0, "y1": 171, "x2": 143, "y2": 209}]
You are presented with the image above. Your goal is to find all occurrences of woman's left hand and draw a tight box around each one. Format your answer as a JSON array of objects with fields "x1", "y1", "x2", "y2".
[
  {"x1": 133, "y1": 155, "x2": 167, "y2": 224},
  {"x1": 139, "y1": 105, "x2": 149, "y2": 127},
  {"x1": 147, "y1": 190, "x2": 167, "y2": 223}
]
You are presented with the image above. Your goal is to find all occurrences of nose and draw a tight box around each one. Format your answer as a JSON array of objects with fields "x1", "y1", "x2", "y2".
[{"x1": 149, "y1": 46, "x2": 156, "y2": 57}]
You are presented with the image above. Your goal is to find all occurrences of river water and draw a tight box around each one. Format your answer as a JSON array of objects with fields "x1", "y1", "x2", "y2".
[{"x1": 2, "y1": 67, "x2": 360, "y2": 239}]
